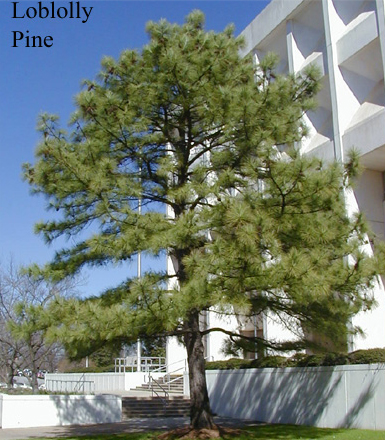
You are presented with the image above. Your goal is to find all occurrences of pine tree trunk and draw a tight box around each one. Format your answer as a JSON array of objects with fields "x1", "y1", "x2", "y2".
[{"x1": 183, "y1": 310, "x2": 216, "y2": 430}]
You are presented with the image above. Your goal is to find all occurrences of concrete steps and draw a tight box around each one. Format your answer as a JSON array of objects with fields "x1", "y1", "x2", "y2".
[
  {"x1": 133, "y1": 374, "x2": 184, "y2": 395},
  {"x1": 122, "y1": 396, "x2": 190, "y2": 419}
]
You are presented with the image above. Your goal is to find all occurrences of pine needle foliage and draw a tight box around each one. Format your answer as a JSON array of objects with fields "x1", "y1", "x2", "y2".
[{"x1": 22, "y1": 11, "x2": 383, "y2": 429}]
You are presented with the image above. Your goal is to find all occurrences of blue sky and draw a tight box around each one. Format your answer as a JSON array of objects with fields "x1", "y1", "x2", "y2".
[{"x1": 0, "y1": 0, "x2": 270, "y2": 297}]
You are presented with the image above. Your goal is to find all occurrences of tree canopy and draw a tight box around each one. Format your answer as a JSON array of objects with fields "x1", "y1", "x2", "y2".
[{"x1": 22, "y1": 11, "x2": 383, "y2": 431}]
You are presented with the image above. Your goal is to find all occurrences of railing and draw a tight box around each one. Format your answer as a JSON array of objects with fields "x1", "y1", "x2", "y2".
[
  {"x1": 147, "y1": 358, "x2": 187, "y2": 400},
  {"x1": 150, "y1": 357, "x2": 187, "y2": 375},
  {"x1": 148, "y1": 375, "x2": 170, "y2": 407},
  {"x1": 45, "y1": 378, "x2": 95, "y2": 394},
  {"x1": 114, "y1": 356, "x2": 166, "y2": 373}
]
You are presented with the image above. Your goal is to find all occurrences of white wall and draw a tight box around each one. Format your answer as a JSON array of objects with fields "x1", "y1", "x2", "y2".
[
  {"x1": 354, "y1": 169, "x2": 385, "y2": 239},
  {"x1": 166, "y1": 337, "x2": 188, "y2": 366},
  {"x1": 206, "y1": 364, "x2": 385, "y2": 430},
  {"x1": 0, "y1": 394, "x2": 121, "y2": 429}
]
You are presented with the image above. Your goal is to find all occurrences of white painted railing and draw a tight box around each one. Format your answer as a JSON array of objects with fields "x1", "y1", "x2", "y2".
[
  {"x1": 45, "y1": 372, "x2": 126, "y2": 394},
  {"x1": 114, "y1": 356, "x2": 166, "y2": 373},
  {"x1": 45, "y1": 378, "x2": 95, "y2": 394}
]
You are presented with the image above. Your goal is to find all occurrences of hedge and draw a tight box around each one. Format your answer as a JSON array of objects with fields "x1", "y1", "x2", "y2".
[
  {"x1": 63, "y1": 365, "x2": 115, "y2": 373},
  {"x1": 205, "y1": 348, "x2": 385, "y2": 370}
]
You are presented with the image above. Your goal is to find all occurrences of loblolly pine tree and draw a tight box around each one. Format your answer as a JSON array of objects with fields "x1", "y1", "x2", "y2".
[
  {"x1": 186, "y1": 149, "x2": 384, "y2": 357},
  {"x1": 22, "y1": 11, "x2": 383, "y2": 432}
]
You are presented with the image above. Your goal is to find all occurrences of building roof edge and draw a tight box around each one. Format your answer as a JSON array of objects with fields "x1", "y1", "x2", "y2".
[{"x1": 239, "y1": 0, "x2": 306, "y2": 56}]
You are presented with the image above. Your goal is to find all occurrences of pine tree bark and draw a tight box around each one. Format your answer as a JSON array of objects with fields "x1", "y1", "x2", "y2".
[{"x1": 183, "y1": 310, "x2": 216, "y2": 430}]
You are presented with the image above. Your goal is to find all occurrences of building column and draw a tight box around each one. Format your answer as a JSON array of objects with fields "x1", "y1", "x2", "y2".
[
  {"x1": 322, "y1": 0, "x2": 344, "y2": 163},
  {"x1": 376, "y1": 0, "x2": 385, "y2": 95}
]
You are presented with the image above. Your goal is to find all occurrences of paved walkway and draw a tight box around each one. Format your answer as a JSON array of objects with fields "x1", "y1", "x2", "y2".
[{"x1": 1, "y1": 417, "x2": 262, "y2": 440}]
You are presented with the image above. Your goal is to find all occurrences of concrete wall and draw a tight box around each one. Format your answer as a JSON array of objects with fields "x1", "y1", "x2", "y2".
[
  {"x1": 206, "y1": 364, "x2": 385, "y2": 430},
  {"x1": 0, "y1": 394, "x2": 121, "y2": 429}
]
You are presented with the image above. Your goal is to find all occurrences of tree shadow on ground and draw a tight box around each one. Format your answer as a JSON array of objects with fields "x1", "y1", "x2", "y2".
[{"x1": 11, "y1": 417, "x2": 190, "y2": 439}]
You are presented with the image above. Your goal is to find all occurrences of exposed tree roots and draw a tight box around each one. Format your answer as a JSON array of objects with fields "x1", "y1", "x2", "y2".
[{"x1": 157, "y1": 424, "x2": 243, "y2": 439}]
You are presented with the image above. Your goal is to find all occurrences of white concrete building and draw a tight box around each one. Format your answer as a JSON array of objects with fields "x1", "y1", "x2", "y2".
[{"x1": 167, "y1": 0, "x2": 385, "y2": 365}]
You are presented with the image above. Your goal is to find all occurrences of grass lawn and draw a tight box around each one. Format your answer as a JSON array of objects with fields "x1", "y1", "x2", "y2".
[{"x1": 27, "y1": 424, "x2": 385, "y2": 440}]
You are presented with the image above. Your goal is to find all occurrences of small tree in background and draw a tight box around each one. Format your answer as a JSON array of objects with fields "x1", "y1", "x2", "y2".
[
  {"x1": 0, "y1": 260, "x2": 78, "y2": 389},
  {"x1": 22, "y1": 11, "x2": 383, "y2": 432}
]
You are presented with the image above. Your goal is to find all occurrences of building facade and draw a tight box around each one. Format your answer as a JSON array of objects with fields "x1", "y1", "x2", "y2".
[{"x1": 167, "y1": 0, "x2": 385, "y2": 365}]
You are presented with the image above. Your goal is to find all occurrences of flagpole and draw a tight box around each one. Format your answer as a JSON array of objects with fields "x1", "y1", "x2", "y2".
[{"x1": 137, "y1": 161, "x2": 142, "y2": 372}]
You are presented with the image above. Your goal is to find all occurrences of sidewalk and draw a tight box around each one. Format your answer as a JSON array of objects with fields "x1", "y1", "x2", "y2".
[{"x1": 1, "y1": 417, "x2": 261, "y2": 440}]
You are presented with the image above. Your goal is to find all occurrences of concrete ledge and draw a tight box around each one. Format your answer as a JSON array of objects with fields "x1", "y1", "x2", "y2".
[{"x1": 0, "y1": 394, "x2": 121, "y2": 429}]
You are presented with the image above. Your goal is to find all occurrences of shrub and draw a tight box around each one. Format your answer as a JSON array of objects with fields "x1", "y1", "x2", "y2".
[
  {"x1": 348, "y1": 348, "x2": 385, "y2": 365},
  {"x1": 286, "y1": 352, "x2": 308, "y2": 367},
  {"x1": 322, "y1": 352, "x2": 349, "y2": 366},
  {"x1": 63, "y1": 364, "x2": 115, "y2": 373},
  {"x1": 205, "y1": 348, "x2": 385, "y2": 370},
  {"x1": 293, "y1": 352, "x2": 348, "y2": 367},
  {"x1": 250, "y1": 355, "x2": 288, "y2": 368},
  {"x1": 205, "y1": 358, "x2": 252, "y2": 370}
]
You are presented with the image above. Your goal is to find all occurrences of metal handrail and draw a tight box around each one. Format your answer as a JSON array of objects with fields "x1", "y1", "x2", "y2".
[
  {"x1": 150, "y1": 357, "x2": 187, "y2": 375},
  {"x1": 161, "y1": 366, "x2": 185, "y2": 386},
  {"x1": 149, "y1": 355, "x2": 211, "y2": 395},
  {"x1": 148, "y1": 375, "x2": 169, "y2": 406},
  {"x1": 148, "y1": 358, "x2": 187, "y2": 398},
  {"x1": 164, "y1": 374, "x2": 184, "y2": 385}
]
